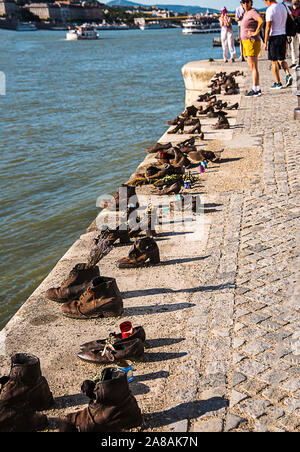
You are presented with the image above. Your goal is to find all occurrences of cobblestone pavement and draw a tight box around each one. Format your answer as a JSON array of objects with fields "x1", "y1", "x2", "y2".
[
  {"x1": 182, "y1": 57, "x2": 300, "y2": 432},
  {"x1": 122, "y1": 56, "x2": 299, "y2": 433}
]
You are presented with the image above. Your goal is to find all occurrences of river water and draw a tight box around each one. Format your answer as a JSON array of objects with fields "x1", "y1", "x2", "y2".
[{"x1": 0, "y1": 27, "x2": 238, "y2": 329}]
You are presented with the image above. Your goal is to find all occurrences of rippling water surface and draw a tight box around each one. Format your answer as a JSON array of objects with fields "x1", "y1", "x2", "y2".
[{"x1": 0, "y1": 27, "x2": 235, "y2": 329}]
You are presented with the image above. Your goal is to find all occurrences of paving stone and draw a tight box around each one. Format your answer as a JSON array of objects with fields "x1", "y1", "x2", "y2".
[
  {"x1": 232, "y1": 372, "x2": 247, "y2": 387},
  {"x1": 241, "y1": 340, "x2": 272, "y2": 356},
  {"x1": 237, "y1": 359, "x2": 269, "y2": 377},
  {"x1": 229, "y1": 390, "x2": 249, "y2": 407},
  {"x1": 224, "y1": 413, "x2": 246, "y2": 432},
  {"x1": 168, "y1": 420, "x2": 188, "y2": 432},
  {"x1": 192, "y1": 418, "x2": 224, "y2": 432},
  {"x1": 239, "y1": 399, "x2": 272, "y2": 420}
]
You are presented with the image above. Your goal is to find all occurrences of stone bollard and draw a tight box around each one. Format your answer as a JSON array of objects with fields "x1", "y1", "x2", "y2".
[{"x1": 294, "y1": 65, "x2": 300, "y2": 120}]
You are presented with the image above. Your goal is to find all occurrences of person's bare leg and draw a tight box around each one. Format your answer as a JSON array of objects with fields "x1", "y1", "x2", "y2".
[
  {"x1": 247, "y1": 56, "x2": 259, "y2": 86},
  {"x1": 272, "y1": 61, "x2": 280, "y2": 84},
  {"x1": 279, "y1": 60, "x2": 290, "y2": 76}
]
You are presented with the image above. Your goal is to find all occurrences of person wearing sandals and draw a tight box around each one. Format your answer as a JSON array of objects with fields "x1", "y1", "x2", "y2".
[
  {"x1": 240, "y1": 0, "x2": 264, "y2": 97},
  {"x1": 219, "y1": 7, "x2": 236, "y2": 62},
  {"x1": 263, "y1": 0, "x2": 293, "y2": 89}
]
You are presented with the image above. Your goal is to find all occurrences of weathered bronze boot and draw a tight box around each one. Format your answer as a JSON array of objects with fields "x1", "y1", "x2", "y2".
[
  {"x1": 181, "y1": 105, "x2": 198, "y2": 117},
  {"x1": 116, "y1": 237, "x2": 160, "y2": 268},
  {"x1": 213, "y1": 112, "x2": 230, "y2": 129},
  {"x1": 45, "y1": 263, "x2": 100, "y2": 303},
  {"x1": 58, "y1": 367, "x2": 143, "y2": 432},
  {"x1": 0, "y1": 353, "x2": 53, "y2": 432},
  {"x1": 169, "y1": 148, "x2": 191, "y2": 168},
  {"x1": 61, "y1": 276, "x2": 123, "y2": 319},
  {"x1": 99, "y1": 184, "x2": 139, "y2": 213}
]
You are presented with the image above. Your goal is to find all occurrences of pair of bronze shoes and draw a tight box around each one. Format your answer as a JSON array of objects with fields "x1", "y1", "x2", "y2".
[
  {"x1": 116, "y1": 237, "x2": 160, "y2": 269},
  {"x1": 46, "y1": 269, "x2": 124, "y2": 320},
  {"x1": 78, "y1": 325, "x2": 146, "y2": 364}
]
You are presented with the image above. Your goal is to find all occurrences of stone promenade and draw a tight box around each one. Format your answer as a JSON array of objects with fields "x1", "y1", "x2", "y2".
[{"x1": 0, "y1": 55, "x2": 299, "y2": 433}]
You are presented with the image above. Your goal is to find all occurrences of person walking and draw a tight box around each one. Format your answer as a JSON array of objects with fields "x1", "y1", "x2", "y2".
[
  {"x1": 219, "y1": 7, "x2": 236, "y2": 62},
  {"x1": 240, "y1": 0, "x2": 264, "y2": 96},
  {"x1": 263, "y1": 0, "x2": 293, "y2": 88},
  {"x1": 235, "y1": 1, "x2": 246, "y2": 61},
  {"x1": 290, "y1": 0, "x2": 300, "y2": 67}
]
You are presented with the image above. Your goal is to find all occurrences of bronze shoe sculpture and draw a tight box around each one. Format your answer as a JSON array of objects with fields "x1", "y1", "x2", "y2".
[
  {"x1": 61, "y1": 276, "x2": 123, "y2": 319},
  {"x1": 167, "y1": 118, "x2": 185, "y2": 134},
  {"x1": 99, "y1": 184, "x2": 139, "y2": 213},
  {"x1": 116, "y1": 237, "x2": 160, "y2": 268},
  {"x1": 152, "y1": 179, "x2": 182, "y2": 196},
  {"x1": 77, "y1": 337, "x2": 145, "y2": 364},
  {"x1": 181, "y1": 105, "x2": 198, "y2": 118},
  {"x1": 45, "y1": 263, "x2": 100, "y2": 303},
  {"x1": 58, "y1": 367, "x2": 143, "y2": 432},
  {"x1": 146, "y1": 142, "x2": 172, "y2": 154},
  {"x1": 80, "y1": 325, "x2": 146, "y2": 352},
  {"x1": 0, "y1": 353, "x2": 53, "y2": 432}
]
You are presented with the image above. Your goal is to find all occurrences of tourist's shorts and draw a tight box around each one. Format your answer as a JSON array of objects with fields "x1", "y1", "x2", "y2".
[
  {"x1": 242, "y1": 39, "x2": 261, "y2": 57},
  {"x1": 268, "y1": 34, "x2": 287, "y2": 61}
]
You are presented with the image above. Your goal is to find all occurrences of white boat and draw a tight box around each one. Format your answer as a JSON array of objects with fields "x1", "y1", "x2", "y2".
[
  {"x1": 95, "y1": 22, "x2": 129, "y2": 30},
  {"x1": 16, "y1": 22, "x2": 37, "y2": 31},
  {"x1": 139, "y1": 21, "x2": 164, "y2": 31},
  {"x1": 182, "y1": 18, "x2": 220, "y2": 35},
  {"x1": 66, "y1": 24, "x2": 99, "y2": 40}
]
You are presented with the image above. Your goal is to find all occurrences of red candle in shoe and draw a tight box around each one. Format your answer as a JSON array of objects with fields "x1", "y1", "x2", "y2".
[{"x1": 120, "y1": 321, "x2": 133, "y2": 338}]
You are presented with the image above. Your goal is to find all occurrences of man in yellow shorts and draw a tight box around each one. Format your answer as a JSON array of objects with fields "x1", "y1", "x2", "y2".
[{"x1": 240, "y1": 0, "x2": 264, "y2": 96}]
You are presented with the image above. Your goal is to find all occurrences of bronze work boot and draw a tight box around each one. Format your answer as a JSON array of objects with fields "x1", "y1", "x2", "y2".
[
  {"x1": 181, "y1": 105, "x2": 198, "y2": 117},
  {"x1": 116, "y1": 237, "x2": 160, "y2": 268},
  {"x1": 61, "y1": 276, "x2": 123, "y2": 319},
  {"x1": 58, "y1": 367, "x2": 143, "y2": 432},
  {"x1": 99, "y1": 184, "x2": 139, "y2": 213},
  {"x1": 0, "y1": 353, "x2": 53, "y2": 432},
  {"x1": 45, "y1": 263, "x2": 100, "y2": 303}
]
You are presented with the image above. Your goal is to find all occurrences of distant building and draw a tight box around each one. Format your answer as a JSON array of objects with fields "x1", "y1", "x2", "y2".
[
  {"x1": 0, "y1": 0, "x2": 18, "y2": 19},
  {"x1": 24, "y1": 1, "x2": 103, "y2": 24}
]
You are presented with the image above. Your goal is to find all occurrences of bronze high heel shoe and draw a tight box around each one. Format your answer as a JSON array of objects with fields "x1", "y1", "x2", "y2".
[{"x1": 167, "y1": 119, "x2": 185, "y2": 134}]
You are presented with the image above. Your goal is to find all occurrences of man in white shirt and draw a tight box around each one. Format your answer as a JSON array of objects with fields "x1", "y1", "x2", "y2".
[{"x1": 264, "y1": 0, "x2": 293, "y2": 88}]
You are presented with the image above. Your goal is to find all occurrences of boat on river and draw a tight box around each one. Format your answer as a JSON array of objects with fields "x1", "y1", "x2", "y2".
[
  {"x1": 16, "y1": 22, "x2": 37, "y2": 31},
  {"x1": 66, "y1": 24, "x2": 99, "y2": 40},
  {"x1": 182, "y1": 18, "x2": 220, "y2": 35},
  {"x1": 139, "y1": 21, "x2": 164, "y2": 30}
]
